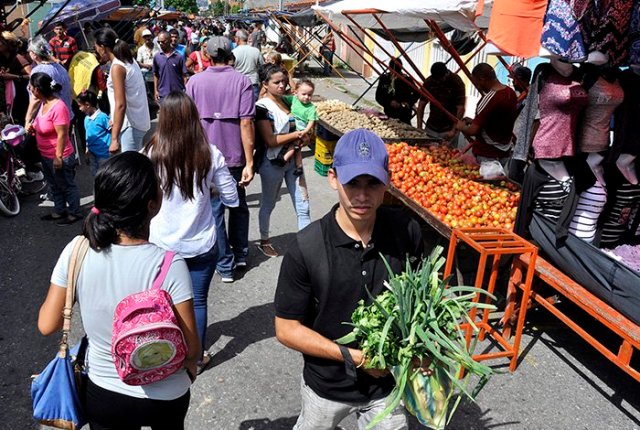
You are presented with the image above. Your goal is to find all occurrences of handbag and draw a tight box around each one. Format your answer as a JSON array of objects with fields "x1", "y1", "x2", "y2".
[{"x1": 32, "y1": 236, "x2": 90, "y2": 430}]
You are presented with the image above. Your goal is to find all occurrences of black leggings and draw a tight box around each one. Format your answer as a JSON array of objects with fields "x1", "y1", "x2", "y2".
[{"x1": 85, "y1": 378, "x2": 190, "y2": 430}]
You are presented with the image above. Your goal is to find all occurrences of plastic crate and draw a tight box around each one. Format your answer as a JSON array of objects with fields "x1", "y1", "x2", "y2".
[
  {"x1": 315, "y1": 136, "x2": 337, "y2": 164},
  {"x1": 316, "y1": 123, "x2": 340, "y2": 141},
  {"x1": 314, "y1": 159, "x2": 331, "y2": 177}
]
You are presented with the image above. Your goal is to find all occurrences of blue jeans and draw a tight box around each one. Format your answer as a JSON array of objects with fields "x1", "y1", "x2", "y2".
[
  {"x1": 41, "y1": 155, "x2": 81, "y2": 217},
  {"x1": 252, "y1": 84, "x2": 260, "y2": 101},
  {"x1": 88, "y1": 152, "x2": 109, "y2": 176},
  {"x1": 119, "y1": 126, "x2": 147, "y2": 152},
  {"x1": 184, "y1": 244, "x2": 218, "y2": 353},
  {"x1": 211, "y1": 166, "x2": 250, "y2": 276},
  {"x1": 258, "y1": 156, "x2": 310, "y2": 240},
  {"x1": 322, "y1": 48, "x2": 334, "y2": 76}
]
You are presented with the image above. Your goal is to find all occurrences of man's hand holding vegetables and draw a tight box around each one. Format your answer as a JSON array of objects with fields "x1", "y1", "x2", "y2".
[{"x1": 274, "y1": 129, "x2": 425, "y2": 430}]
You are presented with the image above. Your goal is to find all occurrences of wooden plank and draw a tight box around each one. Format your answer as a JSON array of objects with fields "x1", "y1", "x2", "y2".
[{"x1": 386, "y1": 186, "x2": 452, "y2": 239}]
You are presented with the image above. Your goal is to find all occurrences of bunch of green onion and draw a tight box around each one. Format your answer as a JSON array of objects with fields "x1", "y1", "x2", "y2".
[{"x1": 337, "y1": 246, "x2": 495, "y2": 429}]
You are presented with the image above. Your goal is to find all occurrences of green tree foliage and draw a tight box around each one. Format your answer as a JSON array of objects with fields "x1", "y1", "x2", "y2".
[
  {"x1": 212, "y1": 0, "x2": 225, "y2": 16},
  {"x1": 164, "y1": 0, "x2": 198, "y2": 13}
]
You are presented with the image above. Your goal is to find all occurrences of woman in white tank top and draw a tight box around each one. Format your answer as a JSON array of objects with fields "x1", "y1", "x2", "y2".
[{"x1": 94, "y1": 28, "x2": 150, "y2": 152}]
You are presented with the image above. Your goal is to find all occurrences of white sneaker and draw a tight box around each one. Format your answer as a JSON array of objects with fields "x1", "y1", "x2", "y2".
[{"x1": 216, "y1": 270, "x2": 234, "y2": 283}]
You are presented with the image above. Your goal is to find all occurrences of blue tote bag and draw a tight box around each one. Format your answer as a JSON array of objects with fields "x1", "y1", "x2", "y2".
[{"x1": 32, "y1": 237, "x2": 90, "y2": 429}]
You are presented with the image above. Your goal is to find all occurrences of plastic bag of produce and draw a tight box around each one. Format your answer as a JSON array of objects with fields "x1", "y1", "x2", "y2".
[
  {"x1": 392, "y1": 365, "x2": 452, "y2": 430},
  {"x1": 479, "y1": 160, "x2": 505, "y2": 180}
]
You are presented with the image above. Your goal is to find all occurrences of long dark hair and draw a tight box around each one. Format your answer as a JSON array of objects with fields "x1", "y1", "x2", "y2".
[
  {"x1": 144, "y1": 91, "x2": 212, "y2": 200},
  {"x1": 30, "y1": 73, "x2": 62, "y2": 98},
  {"x1": 258, "y1": 63, "x2": 287, "y2": 87},
  {"x1": 93, "y1": 27, "x2": 133, "y2": 64},
  {"x1": 83, "y1": 152, "x2": 160, "y2": 250}
]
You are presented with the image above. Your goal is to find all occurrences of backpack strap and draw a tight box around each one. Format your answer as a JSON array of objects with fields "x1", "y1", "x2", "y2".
[
  {"x1": 152, "y1": 251, "x2": 176, "y2": 290},
  {"x1": 296, "y1": 221, "x2": 329, "y2": 310}
]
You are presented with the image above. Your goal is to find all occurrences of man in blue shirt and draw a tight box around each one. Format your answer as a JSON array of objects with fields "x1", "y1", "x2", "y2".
[
  {"x1": 153, "y1": 31, "x2": 188, "y2": 101},
  {"x1": 169, "y1": 28, "x2": 187, "y2": 58}
]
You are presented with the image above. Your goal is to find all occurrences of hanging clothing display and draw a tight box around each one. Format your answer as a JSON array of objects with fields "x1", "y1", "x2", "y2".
[
  {"x1": 612, "y1": 69, "x2": 640, "y2": 159},
  {"x1": 599, "y1": 183, "x2": 640, "y2": 247},
  {"x1": 578, "y1": 0, "x2": 634, "y2": 67},
  {"x1": 629, "y1": 0, "x2": 640, "y2": 65},
  {"x1": 532, "y1": 71, "x2": 589, "y2": 159},
  {"x1": 541, "y1": 0, "x2": 588, "y2": 62},
  {"x1": 578, "y1": 76, "x2": 624, "y2": 153},
  {"x1": 569, "y1": 181, "x2": 607, "y2": 243}
]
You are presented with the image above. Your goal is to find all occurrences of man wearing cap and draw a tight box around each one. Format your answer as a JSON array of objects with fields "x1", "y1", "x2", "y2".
[
  {"x1": 232, "y1": 30, "x2": 264, "y2": 100},
  {"x1": 186, "y1": 36, "x2": 255, "y2": 283},
  {"x1": 153, "y1": 30, "x2": 188, "y2": 102},
  {"x1": 136, "y1": 29, "x2": 159, "y2": 101},
  {"x1": 274, "y1": 128, "x2": 424, "y2": 429}
]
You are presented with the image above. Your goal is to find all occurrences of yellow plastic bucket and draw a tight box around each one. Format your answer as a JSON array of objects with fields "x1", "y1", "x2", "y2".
[{"x1": 315, "y1": 136, "x2": 337, "y2": 164}]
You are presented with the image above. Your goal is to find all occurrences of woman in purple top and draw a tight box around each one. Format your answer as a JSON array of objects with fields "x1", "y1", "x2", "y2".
[
  {"x1": 255, "y1": 64, "x2": 311, "y2": 258},
  {"x1": 24, "y1": 37, "x2": 73, "y2": 125}
]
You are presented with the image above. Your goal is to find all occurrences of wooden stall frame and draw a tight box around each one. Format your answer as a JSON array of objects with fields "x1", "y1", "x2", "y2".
[
  {"x1": 443, "y1": 228, "x2": 538, "y2": 372},
  {"x1": 511, "y1": 254, "x2": 640, "y2": 382}
]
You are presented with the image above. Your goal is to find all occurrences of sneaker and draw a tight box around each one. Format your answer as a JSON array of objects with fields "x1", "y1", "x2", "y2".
[
  {"x1": 257, "y1": 242, "x2": 279, "y2": 258},
  {"x1": 216, "y1": 270, "x2": 234, "y2": 283},
  {"x1": 22, "y1": 171, "x2": 44, "y2": 183},
  {"x1": 235, "y1": 260, "x2": 247, "y2": 269}
]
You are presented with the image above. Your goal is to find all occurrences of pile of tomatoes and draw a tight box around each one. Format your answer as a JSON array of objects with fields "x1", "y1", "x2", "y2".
[{"x1": 387, "y1": 142, "x2": 520, "y2": 230}]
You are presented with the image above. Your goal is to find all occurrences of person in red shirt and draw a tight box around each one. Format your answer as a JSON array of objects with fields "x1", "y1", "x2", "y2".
[
  {"x1": 49, "y1": 21, "x2": 78, "y2": 70},
  {"x1": 456, "y1": 63, "x2": 517, "y2": 163}
]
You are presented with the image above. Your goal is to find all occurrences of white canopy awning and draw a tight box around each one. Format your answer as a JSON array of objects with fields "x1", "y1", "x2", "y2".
[{"x1": 313, "y1": 0, "x2": 492, "y2": 32}]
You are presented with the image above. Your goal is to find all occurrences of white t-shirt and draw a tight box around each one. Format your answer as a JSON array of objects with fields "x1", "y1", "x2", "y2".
[
  {"x1": 51, "y1": 237, "x2": 193, "y2": 400},
  {"x1": 108, "y1": 58, "x2": 151, "y2": 132},
  {"x1": 149, "y1": 144, "x2": 239, "y2": 258},
  {"x1": 232, "y1": 45, "x2": 264, "y2": 85}
]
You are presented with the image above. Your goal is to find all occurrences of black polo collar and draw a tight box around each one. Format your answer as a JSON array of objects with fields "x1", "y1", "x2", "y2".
[{"x1": 327, "y1": 204, "x2": 380, "y2": 249}]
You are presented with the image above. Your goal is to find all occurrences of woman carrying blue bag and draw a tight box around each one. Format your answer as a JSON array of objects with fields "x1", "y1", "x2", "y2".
[{"x1": 36, "y1": 152, "x2": 200, "y2": 430}]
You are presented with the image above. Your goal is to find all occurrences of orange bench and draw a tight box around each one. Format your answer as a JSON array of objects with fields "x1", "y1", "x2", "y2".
[{"x1": 510, "y1": 254, "x2": 640, "y2": 382}]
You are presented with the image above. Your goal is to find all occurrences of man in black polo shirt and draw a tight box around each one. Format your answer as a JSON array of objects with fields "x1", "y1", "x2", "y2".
[{"x1": 275, "y1": 128, "x2": 424, "y2": 429}]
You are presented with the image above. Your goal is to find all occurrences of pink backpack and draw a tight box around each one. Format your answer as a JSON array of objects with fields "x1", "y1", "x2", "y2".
[{"x1": 111, "y1": 251, "x2": 188, "y2": 386}]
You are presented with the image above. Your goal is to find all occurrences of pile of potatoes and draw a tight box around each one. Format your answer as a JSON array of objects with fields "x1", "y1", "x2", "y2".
[{"x1": 316, "y1": 100, "x2": 428, "y2": 140}]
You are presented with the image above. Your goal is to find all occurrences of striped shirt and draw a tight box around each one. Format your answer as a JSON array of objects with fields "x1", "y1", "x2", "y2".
[
  {"x1": 533, "y1": 178, "x2": 572, "y2": 223},
  {"x1": 569, "y1": 182, "x2": 607, "y2": 243},
  {"x1": 600, "y1": 184, "x2": 640, "y2": 246}
]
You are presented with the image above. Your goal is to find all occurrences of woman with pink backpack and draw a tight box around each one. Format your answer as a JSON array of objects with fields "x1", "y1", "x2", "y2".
[
  {"x1": 38, "y1": 152, "x2": 200, "y2": 429},
  {"x1": 145, "y1": 91, "x2": 239, "y2": 374}
]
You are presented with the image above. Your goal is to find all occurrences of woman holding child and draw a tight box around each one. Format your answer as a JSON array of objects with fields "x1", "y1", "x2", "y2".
[{"x1": 255, "y1": 64, "x2": 311, "y2": 258}]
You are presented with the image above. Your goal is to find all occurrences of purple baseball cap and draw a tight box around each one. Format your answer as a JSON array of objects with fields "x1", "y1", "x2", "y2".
[{"x1": 333, "y1": 128, "x2": 389, "y2": 185}]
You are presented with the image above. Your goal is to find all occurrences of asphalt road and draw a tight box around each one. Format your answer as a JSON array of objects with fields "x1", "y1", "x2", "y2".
[{"x1": 1, "y1": 73, "x2": 639, "y2": 429}]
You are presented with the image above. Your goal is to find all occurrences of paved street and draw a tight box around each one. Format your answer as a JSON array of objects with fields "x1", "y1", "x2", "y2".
[{"x1": 1, "y1": 72, "x2": 639, "y2": 429}]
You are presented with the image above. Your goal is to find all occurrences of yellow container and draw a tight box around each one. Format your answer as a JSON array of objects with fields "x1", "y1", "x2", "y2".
[{"x1": 315, "y1": 136, "x2": 337, "y2": 164}]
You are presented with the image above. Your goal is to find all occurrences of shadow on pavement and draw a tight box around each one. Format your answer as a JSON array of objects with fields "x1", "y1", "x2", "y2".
[
  {"x1": 238, "y1": 416, "x2": 298, "y2": 429},
  {"x1": 205, "y1": 302, "x2": 276, "y2": 368},
  {"x1": 518, "y1": 305, "x2": 640, "y2": 426},
  {"x1": 444, "y1": 399, "x2": 520, "y2": 429},
  {"x1": 233, "y1": 232, "x2": 297, "y2": 283}
]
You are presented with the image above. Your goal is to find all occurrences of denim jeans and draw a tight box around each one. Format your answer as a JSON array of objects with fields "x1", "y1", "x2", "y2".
[
  {"x1": 293, "y1": 379, "x2": 407, "y2": 430},
  {"x1": 322, "y1": 49, "x2": 334, "y2": 76},
  {"x1": 252, "y1": 84, "x2": 260, "y2": 101},
  {"x1": 41, "y1": 155, "x2": 81, "y2": 217},
  {"x1": 183, "y1": 244, "x2": 218, "y2": 353},
  {"x1": 119, "y1": 126, "x2": 147, "y2": 152},
  {"x1": 88, "y1": 152, "x2": 109, "y2": 176},
  {"x1": 258, "y1": 156, "x2": 310, "y2": 240},
  {"x1": 211, "y1": 166, "x2": 250, "y2": 276}
]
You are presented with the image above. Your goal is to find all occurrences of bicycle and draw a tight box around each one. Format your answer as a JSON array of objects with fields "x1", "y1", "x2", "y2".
[
  {"x1": 0, "y1": 123, "x2": 47, "y2": 216},
  {"x1": 0, "y1": 124, "x2": 29, "y2": 216}
]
